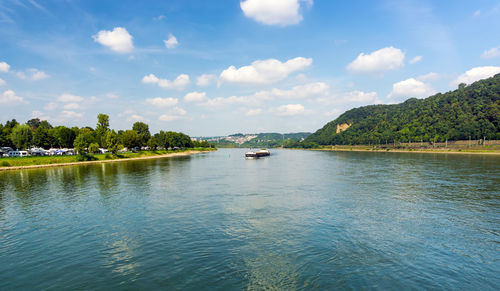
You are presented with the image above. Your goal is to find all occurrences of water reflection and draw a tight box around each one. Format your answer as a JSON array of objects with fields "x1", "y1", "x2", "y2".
[{"x1": 0, "y1": 150, "x2": 499, "y2": 290}]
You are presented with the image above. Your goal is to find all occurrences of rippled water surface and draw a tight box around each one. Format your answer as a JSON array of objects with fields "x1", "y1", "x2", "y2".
[{"x1": 0, "y1": 149, "x2": 499, "y2": 289}]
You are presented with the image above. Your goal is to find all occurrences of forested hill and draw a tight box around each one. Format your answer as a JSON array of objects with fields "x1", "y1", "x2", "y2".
[{"x1": 305, "y1": 74, "x2": 500, "y2": 145}]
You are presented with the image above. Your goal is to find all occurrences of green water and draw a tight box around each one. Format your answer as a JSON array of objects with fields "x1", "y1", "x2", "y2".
[{"x1": 0, "y1": 149, "x2": 499, "y2": 289}]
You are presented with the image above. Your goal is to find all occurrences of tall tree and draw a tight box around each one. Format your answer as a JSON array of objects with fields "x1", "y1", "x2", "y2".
[
  {"x1": 10, "y1": 124, "x2": 33, "y2": 150},
  {"x1": 132, "y1": 122, "x2": 151, "y2": 146},
  {"x1": 121, "y1": 130, "x2": 139, "y2": 149},
  {"x1": 95, "y1": 113, "x2": 110, "y2": 147}
]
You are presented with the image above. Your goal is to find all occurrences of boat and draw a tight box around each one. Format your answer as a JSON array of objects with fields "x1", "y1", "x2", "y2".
[
  {"x1": 256, "y1": 149, "x2": 270, "y2": 157},
  {"x1": 245, "y1": 151, "x2": 257, "y2": 159}
]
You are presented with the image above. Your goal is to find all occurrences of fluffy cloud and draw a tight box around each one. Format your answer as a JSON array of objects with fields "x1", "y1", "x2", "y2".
[
  {"x1": 63, "y1": 103, "x2": 81, "y2": 110},
  {"x1": 93, "y1": 27, "x2": 134, "y2": 53},
  {"x1": 219, "y1": 57, "x2": 312, "y2": 85},
  {"x1": 451, "y1": 66, "x2": 500, "y2": 87},
  {"x1": 196, "y1": 74, "x2": 217, "y2": 86},
  {"x1": 0, "y1": 90, "x2": 25, "y2": 104},
  {"x1": 347, "y1": 46, "x2": 405, "y2": 74},
  {"x1": 158, "y1": 107, "x2": 187, "y2": 121},
  {"x1": 164, "y1": 34, "x2": 179, "y2": 49},
  {"x1": 0, "y1": 78, "x2": 5, "y2": 86},
  {"x1": 409, "y1": 56, "x2": 422, "y2": 64},
  {"x1": 246, "y1": 108, "x2": 262, "y2": 116},
  {"x1": 17, "y1": 68, "x2": 49, "y2": 81},
  {"x1": 58, "y1": 93, "x2": 84, "y2": 103},
  {"x1": 262, "y1": 82, "x2": 329, "y2": 99},
  {"x1": 388, "y1": 78, "x2": 436, "y2": 100},
  {"x1": 142, "y1": 73, "x2": 190, "y2": 90},
  {"x1": 127, "y1": 114, "x2": 146, "y2": 122},
  {"x1": 184, "y1": 91, "x2": 207, "y2": 103},
  {"x1": 317, "y1": 90, "x2": 378, "y2": 105},
  {"x1": 61, "y1": 111, "x2": 83, "y2": 120},
  {"x1": 240, "y1": 0, "x2": 311, "y2": 26},
  {"x1": 0, "y1": 61, "x2": 10, "y2": 72},
  {"x1": 481, "y1": 47, "x2": 500, "y2": 59},
  {"x1": 276, "y1": 104, "x2": 305, "y2": 116},
  {"x1": 417, "y1": 72, "x2": 440, "y2": 82},
  {"x1": 145, "y1": 97, "x2": 178, "y2": 107}
]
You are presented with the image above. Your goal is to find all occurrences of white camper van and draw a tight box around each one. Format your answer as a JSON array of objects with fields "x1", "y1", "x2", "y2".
[{"x1": 8, "y1": 151, "x2": 29, "y2": 157}]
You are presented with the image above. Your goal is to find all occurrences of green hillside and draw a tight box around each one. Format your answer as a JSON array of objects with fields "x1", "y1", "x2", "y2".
[{"x1": 304, "y1": 74, "x2": 500, "y2": 145}]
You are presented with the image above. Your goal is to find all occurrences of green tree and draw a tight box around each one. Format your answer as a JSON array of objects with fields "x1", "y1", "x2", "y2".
[
  {"x1": 73, "y1": 131, "x2": 93, "y2": 154},
  {"x1": 10, "y1": 124, "x2": 33, "y2": 150},
  {"x1": 105, "y1": 130, "x2": 121, "y2": 154},
  {"x1": 132, "y1": 122, "x2": 151, "y2": 146},
  {"x1": 95, "y1": 113, "x2": 110, "y2": 147},
  {"x1": 88, "y1": 143, "x2": 100, "y2": 154},
  {"x1": 121, "y1": 130, "x2": 139, "y2": 149}
]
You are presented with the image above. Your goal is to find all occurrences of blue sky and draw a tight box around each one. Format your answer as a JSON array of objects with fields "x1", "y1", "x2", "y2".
[{"x1": 1, "y1": 0, "x2": 500, "y2": 136}]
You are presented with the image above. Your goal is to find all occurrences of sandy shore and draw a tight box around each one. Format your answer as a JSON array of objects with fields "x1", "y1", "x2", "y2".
[
  {"x1": 311, "y1": 147, "x2": 500, "y2": 155},
  {"x1": 0, "y1": 150, "x2": 213, "y2": 172}
]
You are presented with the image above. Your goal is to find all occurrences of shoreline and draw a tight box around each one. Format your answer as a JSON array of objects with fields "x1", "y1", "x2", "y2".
[
  {"x1": 308, "y1": 147, "x2": 500, "y2": 155},
  {"x1": 0, "y1": 150, "x2": 214, "y2": 172}
]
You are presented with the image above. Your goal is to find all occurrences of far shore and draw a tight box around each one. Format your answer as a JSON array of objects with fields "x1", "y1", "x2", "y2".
[
  {"x1": 306, "y1": 146, "x2": 500, "y2": 155},
  {"x1": 0, "y1": 149, "x2": 215, "y2": 172}
]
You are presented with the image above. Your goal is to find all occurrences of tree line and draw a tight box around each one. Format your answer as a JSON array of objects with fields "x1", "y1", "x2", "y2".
[
  {"x1": 0, "y1": 113, "x2": 212, "y2": 153},
  {"x1": 301, "y1": 74, "x2": 500, "y2": 146}
]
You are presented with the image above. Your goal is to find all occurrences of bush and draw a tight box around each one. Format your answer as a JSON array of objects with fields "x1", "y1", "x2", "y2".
[{"x1": 1, "y1": 161, "x2": 10, "y2": 167}]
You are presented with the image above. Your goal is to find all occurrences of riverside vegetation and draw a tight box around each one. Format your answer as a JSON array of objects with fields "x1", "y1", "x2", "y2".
[
  {"x1": 285, "y1": 74, "x2": 500, "y2": 149},
  {"x1": 0, "y1": 113, "x2": 214, "y2": 168}
]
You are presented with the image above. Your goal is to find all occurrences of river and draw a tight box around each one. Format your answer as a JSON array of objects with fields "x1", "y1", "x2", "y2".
[{"x1": 0, "y1": 149, "x2": 499, "y2": 289}]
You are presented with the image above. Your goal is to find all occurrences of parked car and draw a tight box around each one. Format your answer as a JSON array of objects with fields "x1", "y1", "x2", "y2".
[{"x1": 8, "y1": 150, "x2": 29, "y2": 157}]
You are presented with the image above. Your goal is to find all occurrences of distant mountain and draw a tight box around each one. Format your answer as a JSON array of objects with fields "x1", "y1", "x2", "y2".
[
  {"x1": 199, "y1": 132, "x2": 311, "y2": 148},
  {"x1": 304, "y1": 74, "x2": 500, "y2": 145}
]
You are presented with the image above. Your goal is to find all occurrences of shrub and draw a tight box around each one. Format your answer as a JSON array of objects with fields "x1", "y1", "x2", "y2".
[{"x1": 1, "y1": 161, "x2": 10, "y2": 167}]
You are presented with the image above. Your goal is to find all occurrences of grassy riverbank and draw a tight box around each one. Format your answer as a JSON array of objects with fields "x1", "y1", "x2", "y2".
[
  {"x1": 308, "y1": 144, "x2": 500, "y2": 155},
  {"x1": 0, "y1": 148, "x2": 216, "y2": 169}
]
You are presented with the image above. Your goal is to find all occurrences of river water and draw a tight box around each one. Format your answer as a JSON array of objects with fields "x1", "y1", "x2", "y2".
[{"x1": 0, "y1": 149, "x2": 499, "y2": 290}]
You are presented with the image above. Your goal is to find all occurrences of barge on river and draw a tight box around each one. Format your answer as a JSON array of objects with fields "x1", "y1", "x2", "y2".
[{"x1": 245, "y1": 149, "x2": 270, "y2": 159}]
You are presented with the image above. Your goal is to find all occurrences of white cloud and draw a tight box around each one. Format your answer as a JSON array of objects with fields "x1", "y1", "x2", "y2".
[
  {"x1": 481, "y1": 47, "x2": 500, "y2": 59},
  {"x1": 409, "y1": 55, "x2": 422, "y2": 64},
  {"x1": 58, "y1": 93, "x2": 84, "y2": 103},
  {"x1": 142, "y1": 74, "x2": 159, "y2": 84},
  {"x1": 317, "y1": 90, "x2": 378, "y2": 105},
  {"x1": 246, "y1": 108, "x2": 262, "y2": 116},
  {"x1": 0, "y1": 90, "x2": 25, "y2": 104},
  {"x1": 388, "y1": 78, "x2": 436, "y2": 100},
  {"x1": 93, "y1": 27, "x2": 134, "y2": 53},
  {"x1": 169, "y1": 107, "x2": 187, "y2": 116},
  {"x1": 473, "y1": 10, "x2": 481, "y2": 17},
  {"x1": 17, "y1": 68, "x2": 49, "y2": 81},
  {"x1": 0, "y1": 78, "x2": 5, "y2": 86},
  {"x1": 158, "y1": 107, "x2": 187, "y2": 121},
  {"x1": 347, "y1": 46, "x2": 405, "y2": 74},
  {"x1": 184, "y1": 91, "x2": 207, "y2": 103},
  {"x1": 200, "y1": 96, "x2": 254, "y2": 108},
  {"x1": 142, "y1": 73, "x2": 190, "y2": 90},
  {"x1": 276, "y1": 104, "x2": 305, "y2": 116},
  {"x1": 417, "y1": 72, "x2": 440, "y2": 82},
  {"x1": 196, "y1": 74, "x2": 217, "y2": 86},
  {"x1": 145, "y1": 97, "x2": 178, "y2": 107},
  {"x1": 106, "y1": 93, "x2": 119, "y2": 99},
  {"x1": 219, "y1": 57, "x2": 312, "y2": 85},
  {"x1": 153, "y1": 15, "x2": 165, "y2": 21},
  {"x1": 61, "y1": 110, "x2": 83, "y2": 120},
  {"x1": 0, "y1": 61, "x2": 10, "y2": 73},
  {"x1": 263, "y1": 82, "x2": 329, "y2": 99},
  {"x1": 451, "y1": 66, "x2": 500, "y2": 86},
  {"x1": 63, "y1": 103, "x2": 81, "y2": 110},
  {"x1": 240, "y1": 0, "x2": 311, "y2": 26},
  {"x1": 164, "y1": 34, "x2": 179, "y2": 49},
  {"x1": 127, "y1": 114, "x2": 146, "y2": 122}
]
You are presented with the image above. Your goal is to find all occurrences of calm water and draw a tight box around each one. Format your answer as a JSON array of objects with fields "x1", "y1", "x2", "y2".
[{"x1": 0, "y1": 149, "x2": 499, "y2": 290}]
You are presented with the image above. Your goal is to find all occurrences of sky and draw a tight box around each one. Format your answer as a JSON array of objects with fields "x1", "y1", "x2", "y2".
[{"x1": 1, "y1": 0, "x2": 500, "y2": 136}]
